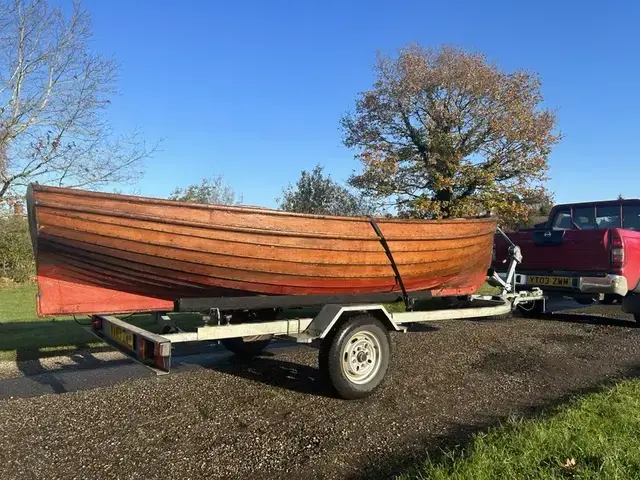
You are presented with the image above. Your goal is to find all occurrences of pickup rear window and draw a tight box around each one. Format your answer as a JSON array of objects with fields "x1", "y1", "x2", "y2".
[
  {"x1": 596, "y1": 206, "x2": 621, "y2": 229},
  {"x1": 574, "y1": 206, "x2": 597, "y2": 229},
  {"x1": 550, "y1": 203, "x2": 640, "y2": 231},
  {"x1": 552, "y1": 209, "x2": 572, "y2": 229},
  {"x1": 623, "y1": 205, "x2": 640, "y2": 230}
]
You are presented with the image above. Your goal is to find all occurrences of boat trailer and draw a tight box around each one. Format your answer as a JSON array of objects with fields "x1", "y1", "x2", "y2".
[{"x1": 90, "y1": 230, "x2": 544, "y2": 400}]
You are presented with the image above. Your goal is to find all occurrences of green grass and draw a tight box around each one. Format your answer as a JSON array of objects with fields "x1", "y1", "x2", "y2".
[
  {"x1": 399, "y1": 379, "x2": 640, "y2": 480},
  {"x1": 0, "y1": 283, "x2": 103, "y2": 361},
  {"x1": 476, "y1": 283, "x2": 500, "y2": 295},
  {"x1": 0, "y1": 282, "x2": 40, "y2": 323}
]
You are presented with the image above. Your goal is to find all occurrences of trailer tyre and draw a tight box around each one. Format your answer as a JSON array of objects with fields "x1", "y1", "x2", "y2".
[
  {"x1": 221, "y1": 335, "x2": 272, "y2": 357},
  {"x1": 320, "y1": 314, "x2": 390, "y2": 400}
]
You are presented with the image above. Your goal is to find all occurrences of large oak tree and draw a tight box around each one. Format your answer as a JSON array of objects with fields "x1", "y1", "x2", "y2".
[{"x1": 342, "y1": 44, "x2": 560, "y2": 225}]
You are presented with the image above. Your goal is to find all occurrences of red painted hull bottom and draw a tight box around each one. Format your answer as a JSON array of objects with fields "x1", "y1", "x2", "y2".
[
  {"x1": 35, "y1": 263, "x2": 487, "y2": 316},
  {"x1": 37, "y1": 271, "x2": 173, "y2": 316}
]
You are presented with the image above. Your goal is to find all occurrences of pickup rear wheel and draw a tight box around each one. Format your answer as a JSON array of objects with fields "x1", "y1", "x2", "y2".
[
  {"x1": 600, "y1": 294, "x2": 620, "y2": 305},
  {"x1": 517, "y1": 299, "x2": 545, "y2": 318}
]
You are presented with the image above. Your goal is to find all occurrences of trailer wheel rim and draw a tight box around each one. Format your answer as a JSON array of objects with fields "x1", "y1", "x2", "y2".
[{"x1": 341, "y1": 331, "x2": 382, "y2": 385}]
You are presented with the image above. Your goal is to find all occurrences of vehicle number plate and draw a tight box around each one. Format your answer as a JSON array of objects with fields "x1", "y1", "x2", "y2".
[
  {"x1": 526, "y1": 276, "x2": 572, "y2": 287},
  {"x1": 109, "y1": 324, "x2": 134, "y2": 350}
]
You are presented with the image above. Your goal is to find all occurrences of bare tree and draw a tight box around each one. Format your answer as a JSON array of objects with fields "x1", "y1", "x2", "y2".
[
  {"x1": 342, "y1": 44, "x2": 561, "y2": 225},
  {"x1": 0, "y1": 0, "x2": 157, "y2": 203},
  {"x1": 170, "y1": 176, "x2": 242, "y2": 205}
]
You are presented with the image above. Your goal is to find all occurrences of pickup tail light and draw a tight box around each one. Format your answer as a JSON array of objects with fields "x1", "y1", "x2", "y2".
[{"x1": 611, "y1": 231, "x2": 625, "y2": 269}]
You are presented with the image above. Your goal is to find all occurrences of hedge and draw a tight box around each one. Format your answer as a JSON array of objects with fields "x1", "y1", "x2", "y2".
[{"x1": 0, "y1": 215, "x2": 35, "y2": 283}]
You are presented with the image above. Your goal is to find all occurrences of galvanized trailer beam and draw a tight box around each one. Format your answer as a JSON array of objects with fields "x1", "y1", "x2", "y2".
[
  {"x1": 163, "y1": 304, "x2": 405, "y2": 344},
  {"x1": 163, "y1": 298, "x2": 522, "y2": 346},
  {"x1": 393, "y1": 298, "x2": 511, "y2": 324},
  {"x1": 163, "y1": 317, "x2": 314, "y2": 343}
]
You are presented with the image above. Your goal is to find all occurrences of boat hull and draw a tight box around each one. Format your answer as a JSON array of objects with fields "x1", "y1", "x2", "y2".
[{"x1": 27, "y1": 185, "x2": 497, "y2": 315}]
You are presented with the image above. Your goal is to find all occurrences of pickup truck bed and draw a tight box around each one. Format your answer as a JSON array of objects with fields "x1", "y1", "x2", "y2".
[
  {"x1": 492, "y1": 199, "x2": 640, "y2": 301},
  {"x1": 493, "y1": 227, "x2": 640, "y2": 298}
]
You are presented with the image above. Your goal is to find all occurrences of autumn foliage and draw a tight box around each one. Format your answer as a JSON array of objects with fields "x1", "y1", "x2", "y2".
[{"x1": 342, "y1": 44, "x2": 560, "y2": 225}]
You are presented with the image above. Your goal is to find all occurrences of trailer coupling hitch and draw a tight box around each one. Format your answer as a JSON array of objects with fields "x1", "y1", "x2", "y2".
[{"x1": 488, "y1": 226, "x2": 523, "y2": 294}]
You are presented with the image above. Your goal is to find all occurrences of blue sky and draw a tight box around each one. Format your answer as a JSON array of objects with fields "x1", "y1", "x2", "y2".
[{"x1": 84, "y1": 0, "x2": 640, "y2": 207}]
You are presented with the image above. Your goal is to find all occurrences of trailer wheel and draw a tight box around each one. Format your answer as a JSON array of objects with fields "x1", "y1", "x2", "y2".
[
  {"x1": 319, "y1": 314, "x2": 390, "y2": 400},
  {"x1": 221, "y1": 335, "x2": 272, "y2": 357}
]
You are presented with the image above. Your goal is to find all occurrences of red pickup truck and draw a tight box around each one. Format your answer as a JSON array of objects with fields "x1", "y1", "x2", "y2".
[{"x1": 492, "y1": 199, "x2": 640, "y2": 320}]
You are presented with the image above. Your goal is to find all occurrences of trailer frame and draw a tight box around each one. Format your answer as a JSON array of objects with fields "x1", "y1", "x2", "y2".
[{"x1": 88, "y1": 233, "x2": 546, "y2": 399}]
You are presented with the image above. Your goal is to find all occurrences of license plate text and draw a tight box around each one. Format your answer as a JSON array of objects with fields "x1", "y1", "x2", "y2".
[
  {"x1": 109, "y1": 324, "x2": 134, "y2": 350},
  {"x1": 527, "y1": 276, "x2": 572, "y2": 287}
]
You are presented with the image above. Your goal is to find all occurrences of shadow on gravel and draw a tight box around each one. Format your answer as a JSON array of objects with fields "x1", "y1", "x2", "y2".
[
  {"x1": 213, "y1": 354, "x2": 334, "y2": 398},
  {"x1": 547, "y1": 313, "x2": 637, "y2": 328},
  {"x1": 12, "y1": 350, "x2": 135, "y2": 395},
  {"x1": 404, "y1": 323, "x2": 439, "y2": 333},
  {"x1": 345, "y1": 420, "x2": 500, "y2": 480},
  {"x1": 473, "y1": 349, "x2": 551, "y2": 376}
]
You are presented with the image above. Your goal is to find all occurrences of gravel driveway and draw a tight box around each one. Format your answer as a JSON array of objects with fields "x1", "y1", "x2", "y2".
[{"x1": 1, "y1": 305, "x2": 639, "y2": 480}]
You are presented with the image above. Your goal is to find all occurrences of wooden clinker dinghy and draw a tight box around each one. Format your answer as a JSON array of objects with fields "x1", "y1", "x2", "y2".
[{"x1": 26, "y1": 184, "x2": 497, "y2": 316}]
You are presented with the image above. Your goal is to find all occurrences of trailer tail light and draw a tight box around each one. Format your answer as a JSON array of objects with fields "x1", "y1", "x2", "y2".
[
  {"x1": 137, "y1": 338, "x2": 147, "y2": 358},
  {"x1": 611, "y1": 232, "x2": 625, "y2": 269},
  {"x1": 91, "y1": 315, "x2": 102, "y2": 330},
  {"x1": 154, "y1": 342, "x2": 171, "y2": 371}
]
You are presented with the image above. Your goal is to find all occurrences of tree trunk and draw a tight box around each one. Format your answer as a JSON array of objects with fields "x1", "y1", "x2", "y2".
[{"x1": 434, "y1": 189, "x2": 453, "y2": 217}]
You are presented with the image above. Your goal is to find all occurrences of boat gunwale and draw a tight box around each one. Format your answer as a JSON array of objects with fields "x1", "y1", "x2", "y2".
[
  {"x1": 30, "y1": 184, "x2": 497, "y2": 225},
  {"x1": 33, "y1": 201, "x2": 497, "y2": 243}
]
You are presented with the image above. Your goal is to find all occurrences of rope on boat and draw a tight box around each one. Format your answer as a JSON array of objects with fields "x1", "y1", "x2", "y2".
[{"x1": 368, "y1": 217, "x2": 412, "y2": 311}]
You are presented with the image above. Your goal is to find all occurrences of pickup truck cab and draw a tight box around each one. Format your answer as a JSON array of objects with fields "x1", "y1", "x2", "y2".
[{"x1": 492, "y1": 199, "x2": 640, "y2": 317}]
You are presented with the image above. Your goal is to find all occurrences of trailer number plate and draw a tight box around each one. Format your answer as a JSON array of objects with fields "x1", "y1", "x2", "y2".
[
  {"x1": 527, "y1": 276, "x2": 572, "y2": 287},
  {"x1": 109, "y1": 324, "x2": 134, "y2": 350}
]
